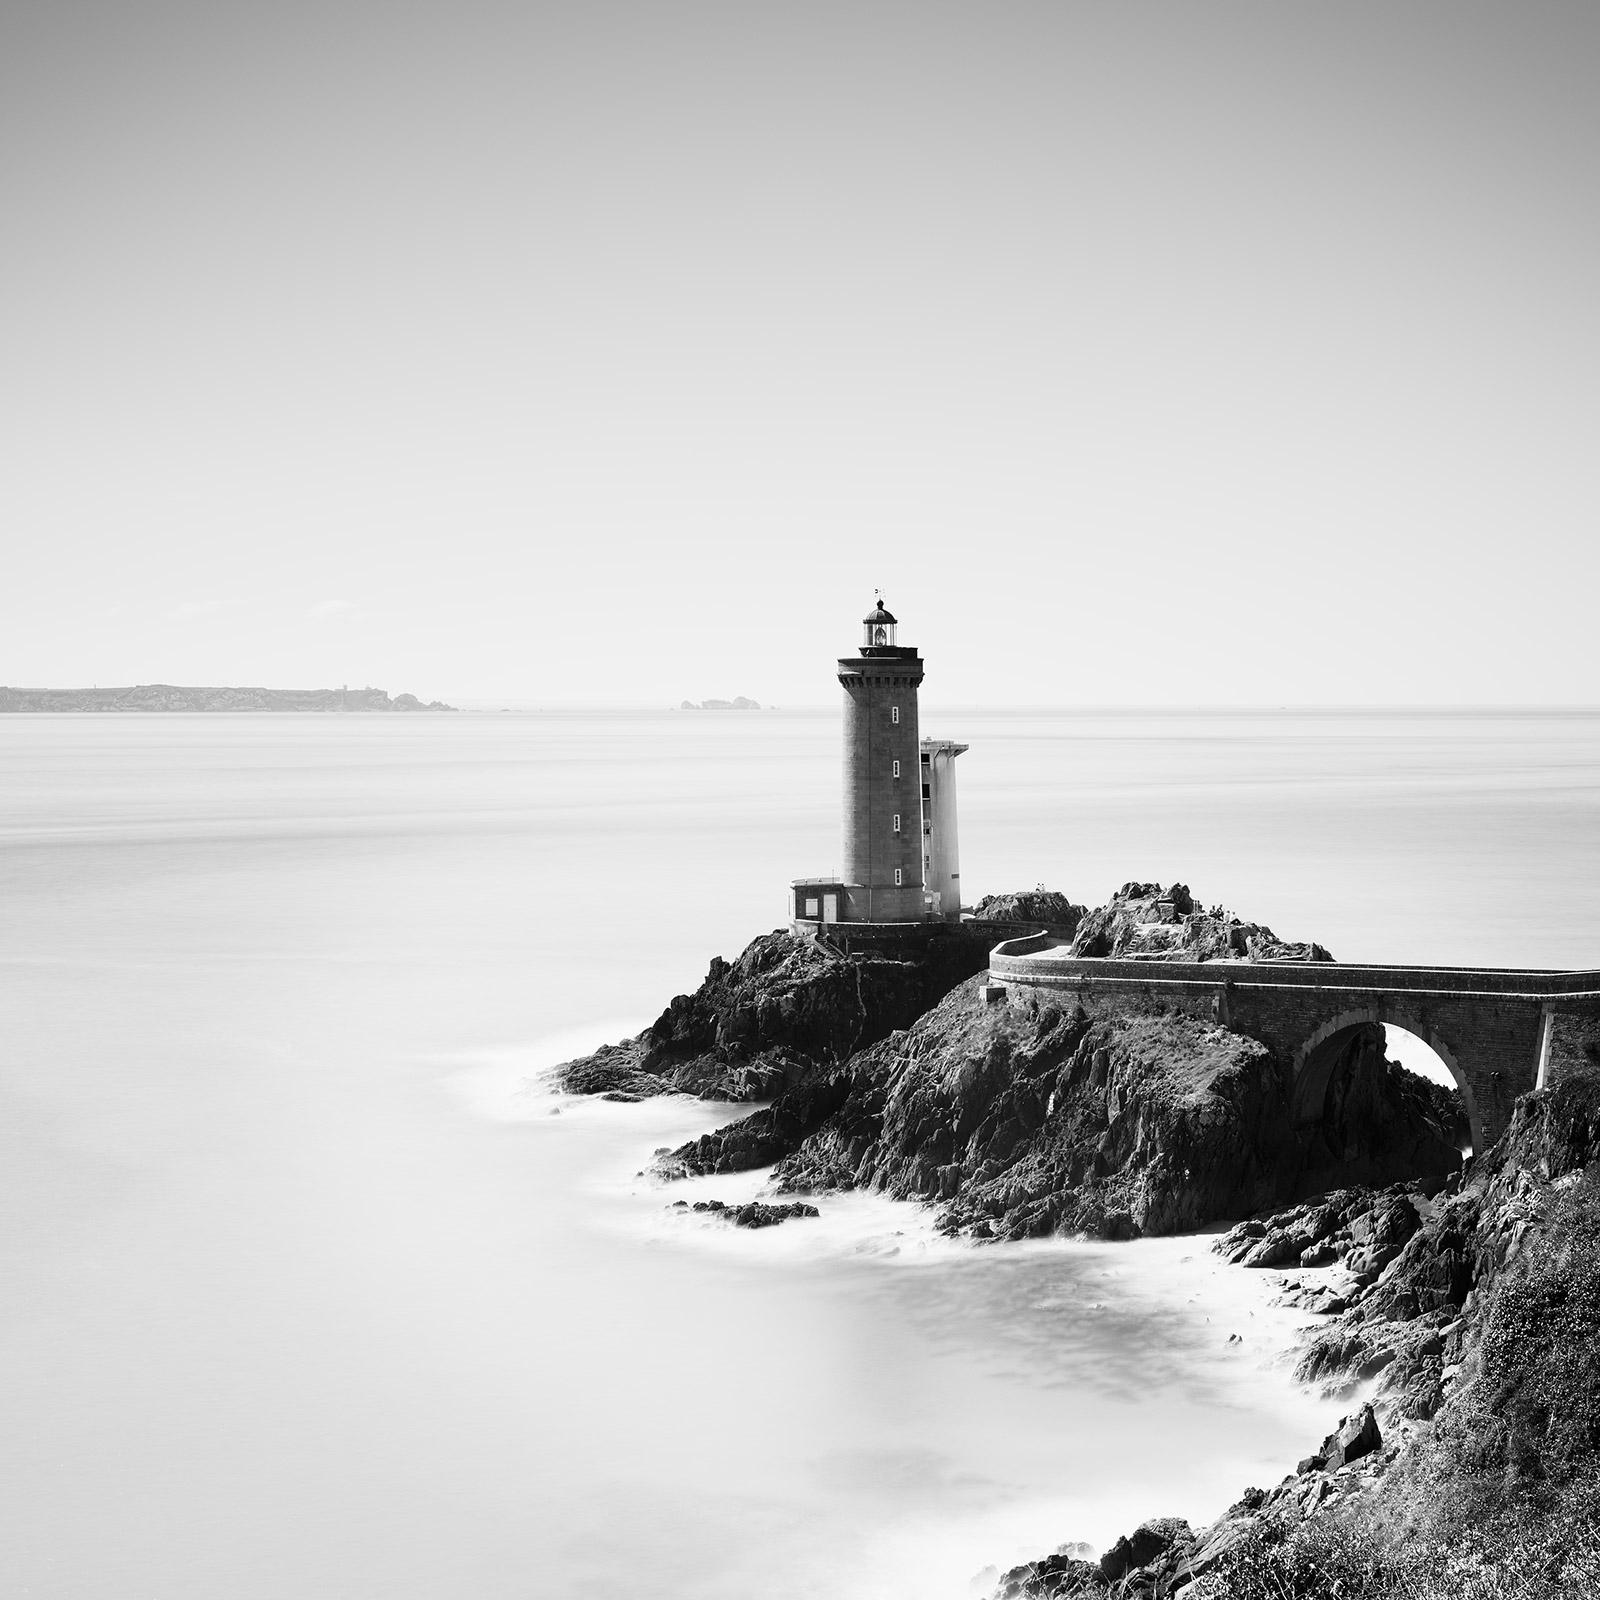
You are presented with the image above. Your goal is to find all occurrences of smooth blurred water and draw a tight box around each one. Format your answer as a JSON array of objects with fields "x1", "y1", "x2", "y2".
[{"x1": 3, "y1": 707, "x2": 1597, "y2": 1598}]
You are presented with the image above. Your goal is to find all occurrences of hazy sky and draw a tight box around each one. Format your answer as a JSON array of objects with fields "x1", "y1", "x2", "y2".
[{"x1": 4, "y1": 2, "x2": 1597, "y2": 704}]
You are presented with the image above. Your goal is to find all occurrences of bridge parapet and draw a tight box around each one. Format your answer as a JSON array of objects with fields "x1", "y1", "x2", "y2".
[{"x1": 988, "y1": 948, "x2": 1600, "y2": 999}]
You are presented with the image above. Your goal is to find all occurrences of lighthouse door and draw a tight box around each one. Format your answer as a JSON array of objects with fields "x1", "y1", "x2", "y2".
[{"x1": 822, "y1": 894, "x2": 838, "y2": 924}]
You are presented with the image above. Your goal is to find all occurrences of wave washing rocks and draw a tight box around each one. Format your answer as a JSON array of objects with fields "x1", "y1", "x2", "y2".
[{"x1": 555, "y1": 881, "x2": 1600, "y2": 1599}]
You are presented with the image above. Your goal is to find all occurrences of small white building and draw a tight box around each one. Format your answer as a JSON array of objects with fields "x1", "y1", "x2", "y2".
[{"x1": 919, "y1": 738, "x2": 968, "y2": 920}]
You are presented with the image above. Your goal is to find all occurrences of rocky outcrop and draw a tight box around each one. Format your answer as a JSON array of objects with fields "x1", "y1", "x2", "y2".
[
  {"x1": 771, "y1": 983, "x2": 1300, "y2": 1238},
  {"x1": 970, "y1": 890, "x2": 1088, "y2": 934},
  {"x1": 1275, "y1": 1074, "x2": 1600, "y2": 1431},
  {"x1": 607, "y1": 886, "x2": 1455, "y2": 1232},
  {"x1": 653, "y1": 1072, "x2": 858, "y2": 1174},
  {"x1": 644, "y1": 974, "x2": 1463, "y2": 1240},
  {"x1": 555, "y1": 930, "x2": 994, "y2": 1101},
  {"x1": 666, "y1": 1198, "x2": 819, "y2": 1228},
  {"x1": 1066, "y1": 882, "x2": 1334, "y2": 963},
  {"x1": 994, "y1": 1517, "x2": 1196, "y2": 1598}
]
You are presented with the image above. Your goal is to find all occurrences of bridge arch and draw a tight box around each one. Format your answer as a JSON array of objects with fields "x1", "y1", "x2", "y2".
[{"x1": 1292, "y1": 1006, "x2": 1483, "y2": 1156}]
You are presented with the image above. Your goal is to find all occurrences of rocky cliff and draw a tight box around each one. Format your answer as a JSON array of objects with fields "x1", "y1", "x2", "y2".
[
  {"x1": 571, "y1": 884, "x2": 1458, "y2": 1239},
  {"x1": 555, "y1": 927, "x2": 996, "y2": 1101},
  {"x1": 660, "y1": 972, "x2": 1460, "y2": 1240}
]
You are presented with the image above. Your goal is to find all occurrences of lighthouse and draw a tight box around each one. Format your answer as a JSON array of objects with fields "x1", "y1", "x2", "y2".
[
  {"x1": 791, "y1": 598, "x2": 967, "y2": 931},
  {"x1": 838, "y1": 597, "x2": 925, "y2": 920}
]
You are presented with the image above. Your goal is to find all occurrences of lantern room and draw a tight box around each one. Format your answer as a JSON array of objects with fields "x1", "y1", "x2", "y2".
[{"x1": 862, "y1": 596, "x2": 898, "y2": 651}]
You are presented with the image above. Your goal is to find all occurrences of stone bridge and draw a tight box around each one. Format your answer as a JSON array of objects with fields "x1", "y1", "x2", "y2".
[{"x1": 987, "y1": 936, "x2": 1600, "y2": 1151}]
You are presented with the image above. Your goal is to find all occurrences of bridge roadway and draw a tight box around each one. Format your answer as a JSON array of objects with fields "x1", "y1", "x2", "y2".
[{"x1": 987, "y1": 935, "x2": 1600, "y2": 1151}]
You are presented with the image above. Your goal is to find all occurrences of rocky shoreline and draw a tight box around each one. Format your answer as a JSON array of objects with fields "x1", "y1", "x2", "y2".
[
  {"x1": 992, "y1": 1075, "x2": 1600, "y2": 1597},
  {"x1": 556, "y1": 882, "x2": 1600, "y2": 1599}
]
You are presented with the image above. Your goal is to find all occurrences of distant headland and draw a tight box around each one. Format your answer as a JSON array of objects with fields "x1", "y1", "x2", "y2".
[{"x1": 0, "y1": 684, "x2": 456, "y2": 713}]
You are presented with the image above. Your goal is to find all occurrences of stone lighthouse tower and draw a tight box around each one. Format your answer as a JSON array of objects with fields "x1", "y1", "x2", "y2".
[
  {"x1": 791, "y1": 598, "x2": 968, "y2": 933},
  {"x1": 837, "y1": 596, "x2": 925, "y2": 921}
]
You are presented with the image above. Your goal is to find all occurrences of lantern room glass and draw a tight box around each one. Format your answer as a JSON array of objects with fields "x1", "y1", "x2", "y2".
[{"x1": 863, "y1": 619, "x2": 897, "y2": 648}]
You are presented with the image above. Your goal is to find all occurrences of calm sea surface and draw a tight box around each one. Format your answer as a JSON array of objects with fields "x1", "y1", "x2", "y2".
[{"x1": 3, "y1": 707, "x2": 1598, "y2": 1599}]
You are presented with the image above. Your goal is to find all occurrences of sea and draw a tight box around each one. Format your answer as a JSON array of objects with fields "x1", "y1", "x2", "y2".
[{"x1": 3, "y1": 706, "x2": 1598, "y2": 1600}]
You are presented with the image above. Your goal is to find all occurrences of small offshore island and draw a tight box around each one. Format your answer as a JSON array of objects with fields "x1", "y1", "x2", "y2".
[
  {"x1": 0, "y1": 683, "x2": 456, "y2": 713},
  {"x1": 562, "y1": 603, "x2": 1600, "y2": 1600}
]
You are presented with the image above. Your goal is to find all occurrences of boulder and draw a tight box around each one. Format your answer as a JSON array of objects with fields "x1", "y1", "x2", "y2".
[
  {"x1": 971, "y1": 890, "x2": 1087, "y2": 933},
  {"x1": 991, "y1": 1553, "x2": 1101, "y2": 1599},
  {"x1": 1067, "y1": 882, "x2": 1333, "y2": 964},
  {"x1": 1097, "y1": 1517, "x2": 1192, "y2": 1583},
  {"x1": 1318, "y1": 1405, "x2": 1382, "y2": 1470}
]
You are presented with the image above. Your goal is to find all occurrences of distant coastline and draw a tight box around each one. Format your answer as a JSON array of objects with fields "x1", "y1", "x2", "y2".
[{"x1": 0, "y1": 684, "x2": 456, "y2": 713}]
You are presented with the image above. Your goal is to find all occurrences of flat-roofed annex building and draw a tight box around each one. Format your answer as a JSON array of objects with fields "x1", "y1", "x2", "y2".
[{"x1": 791, "y1": 599, "x2": 968, "y2": 931}]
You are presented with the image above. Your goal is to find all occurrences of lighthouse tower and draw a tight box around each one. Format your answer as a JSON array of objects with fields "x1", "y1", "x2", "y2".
[
  {"x1": 835, "y1": 598, "x2": 926, "y2": 921},
  {"x1": 791, "y1": 598, "x2": 967, "y2": 933}
]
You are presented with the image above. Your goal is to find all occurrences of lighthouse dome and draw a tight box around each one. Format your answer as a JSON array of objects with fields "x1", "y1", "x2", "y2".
[{"x1": 861, "y1": 596, "x2": 899, "y2": 649}]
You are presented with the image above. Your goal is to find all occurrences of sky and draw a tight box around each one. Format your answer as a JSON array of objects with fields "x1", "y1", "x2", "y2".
[{"x1": 3, "y1": 1, "x2": 1597, "y2": 705}]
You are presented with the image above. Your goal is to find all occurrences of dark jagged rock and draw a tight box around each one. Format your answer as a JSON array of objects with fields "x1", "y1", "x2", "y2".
[
  {"x1": 970, "y1": 890, "x2": 1087, "y2": 934},
  {"x1": 1308, "y1": 1404, "x2": 1382, "y2": 1471},
  {"x1": 1097, "y1": 1517, "x2": 1194, "y2": 1582},
  {"x1": 655, "y1": 1073, "x2": 858, "y2": 1176},
  {"x1": 758, "y1": 979, "x2": 1459, "y2": 1239},
  {"x1": 555, "y1": 929, "x2": 994, "y2": 1101},
  {"x1": 1281, "y1": 1075, "x2": 1600, "y2": 1435},
  {"x1": 1066, "y1": 881, "x2": 1334, "y2": 963},
  {"x1": 991, "y1": 1552, "x2": 1102, "y2": 1599},
  {"x1": 768, "y1": 983, "x2": 1299, "y2": 1238},
  {"x1": 1215, "y1": 1182, "x2": 1446, "y2": 1280},
  {"x1": 669, "y1": 1199, "x2": 820, "y2": 1228}
]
